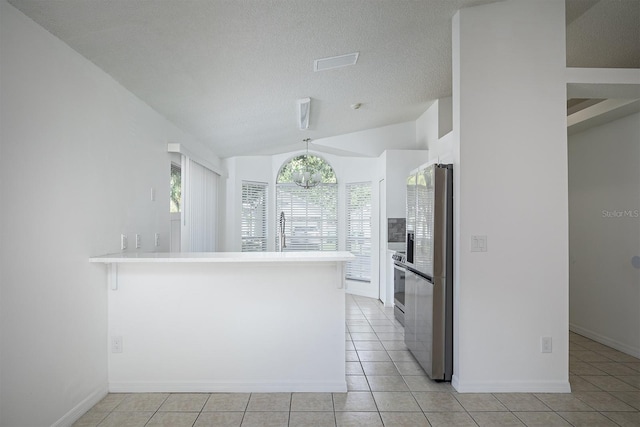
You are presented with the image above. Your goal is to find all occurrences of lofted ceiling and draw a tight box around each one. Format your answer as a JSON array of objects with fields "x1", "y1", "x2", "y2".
[
  {"x1": 7, "y1": 0, "x2": 640, "y2": 158},
  {"x1": 565, "y1": 0, "x2": 640, "y2": 135}
]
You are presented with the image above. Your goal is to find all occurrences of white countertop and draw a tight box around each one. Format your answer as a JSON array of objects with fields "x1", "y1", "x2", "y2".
[{"x1": 90, "y1": 251, "x2": 355, "y2": 264}]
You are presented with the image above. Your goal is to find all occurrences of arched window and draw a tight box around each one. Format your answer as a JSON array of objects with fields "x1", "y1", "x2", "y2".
[
  {"x1": 276, "y1": 155, "x2": 338, "y2": 251},
  {"x1": 276, "y1": 154, "x2": 337, "y2": 185}
]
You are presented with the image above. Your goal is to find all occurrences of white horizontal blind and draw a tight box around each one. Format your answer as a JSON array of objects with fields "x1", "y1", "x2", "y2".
[
  {"x1": 241, "y1": 181, "x2": 268, "y2": 252},
  {"x1": 415, "y1": 167, "x2": 435, "y2": 276},
  {"x1": 182, "y1": 157, "x2": 218, "y2": 252},
  {"x1": 346, "y1": 182, "x2": 372, "y2": 281},
  {"x1": 276, "y1": 184, "x2": 338, "y2": 251}
]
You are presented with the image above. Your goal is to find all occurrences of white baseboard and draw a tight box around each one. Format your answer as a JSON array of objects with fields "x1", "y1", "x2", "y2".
[
  {"x1": 451, "y1": 375, "x2": 571, "y2": 393},
  {"x1": 345, "y1": 280, "x2": 378, "y2": 299},
  {"x1": 451, "y1": 374, "x2": 460, "y2": 391},
  {"x1": 109, "y1": 380, "x2": 347, "y2": 393},
  {"x1": 569, "y1": 323, "x2": 640, "y2": 358},
  {"x1": 51, "y1": 385, "x2": 108, "y2": 427}
]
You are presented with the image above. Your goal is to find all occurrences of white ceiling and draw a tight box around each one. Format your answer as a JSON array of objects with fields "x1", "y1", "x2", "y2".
[{"x1": 8, "y1": 0, "x2": 640, "y2": 158}]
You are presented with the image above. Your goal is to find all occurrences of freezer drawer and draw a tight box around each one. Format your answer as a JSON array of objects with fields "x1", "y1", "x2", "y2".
[{"x1": 404, "y1": 269, "x2": 451, "y2": 381}]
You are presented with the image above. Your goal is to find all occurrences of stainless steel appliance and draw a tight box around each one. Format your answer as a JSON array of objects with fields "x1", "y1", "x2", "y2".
[
  {"x1": 391, "y1": 251, "x2": 407, "y2": 326},
  {"x1": 405, "y1": 162, "x2": 453, "y2": 381}
]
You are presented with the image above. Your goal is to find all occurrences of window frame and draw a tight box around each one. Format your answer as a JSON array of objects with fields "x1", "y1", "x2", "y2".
[{"x1": 241, "y1": 181, "x2": 268, "y2": 252}]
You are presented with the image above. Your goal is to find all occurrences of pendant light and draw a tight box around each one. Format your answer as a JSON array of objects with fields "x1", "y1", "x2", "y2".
[{"x1": 291, "y1": 138, "x2": 322, "y2": 189}]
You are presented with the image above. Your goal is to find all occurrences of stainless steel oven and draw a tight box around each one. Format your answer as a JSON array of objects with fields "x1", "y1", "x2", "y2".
[{"x1": 392, "y1": 251, "x2": 406, "y2": 326}]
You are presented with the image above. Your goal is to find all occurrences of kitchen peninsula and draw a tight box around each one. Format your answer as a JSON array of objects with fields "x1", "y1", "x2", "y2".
[{"x1": 90, "y1": 251, "x2": 355, "y2": 393}]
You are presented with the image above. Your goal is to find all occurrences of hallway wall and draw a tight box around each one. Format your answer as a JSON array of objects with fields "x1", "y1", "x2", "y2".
[{"x1": 569, "y1": 112, "x2": 640, "y2": 357}]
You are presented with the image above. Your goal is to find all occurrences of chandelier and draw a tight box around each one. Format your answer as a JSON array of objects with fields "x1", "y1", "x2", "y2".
[{"x1": 292, "y1": 138, "x2": 322, "y2": 189}]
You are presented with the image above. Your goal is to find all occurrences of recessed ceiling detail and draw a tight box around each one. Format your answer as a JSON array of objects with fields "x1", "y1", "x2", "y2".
[{"x1": 314, "y1": 52, "x2": 359, "y2": 72}]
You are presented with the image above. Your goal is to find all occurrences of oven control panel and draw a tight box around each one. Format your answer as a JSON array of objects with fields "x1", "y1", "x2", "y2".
[{"x1": 392, "y1": 251, "x2": 406, "y2": 265}]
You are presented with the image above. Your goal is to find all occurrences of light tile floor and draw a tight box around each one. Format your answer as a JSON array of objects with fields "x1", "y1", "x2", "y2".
[{"x1": 74, "y1": 294, "x2": 640, "y2": 426}]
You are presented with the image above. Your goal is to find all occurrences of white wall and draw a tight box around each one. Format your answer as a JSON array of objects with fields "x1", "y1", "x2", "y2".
[
  {"x1": 383, "y1": 150, "x2": 430, "y2": 220},
  {"x1": 452, "y1": 0, "x2": 570, "y2": 392},
  {"x1": 569, "y1": 112, "x2": 640, "y2": 357},
  {"x1": 314, "y1": 121, "x2": 420, "y2": 156},
  {"x1": 438, "y1": 97, "x2": 453, "y2": 139},
  {"x1": 0, "y1": 2, "x2": 218, "y2": 425},
  {"x1": 416, "y1": 102, "x2": 437, "y2": 150},
  {"x1": 416, "y1": 99, "x2": 454, "y2": 162}
]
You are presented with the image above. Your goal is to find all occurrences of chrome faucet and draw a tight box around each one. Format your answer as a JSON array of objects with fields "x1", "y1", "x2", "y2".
[{"x1": 279, "y1": 211, "x2": 286, "y2": 251}]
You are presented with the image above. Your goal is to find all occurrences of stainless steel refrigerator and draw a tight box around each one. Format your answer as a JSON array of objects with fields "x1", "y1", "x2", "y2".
[{"x1": 405, "y1": 162, "x2": 453, "y2": 381}]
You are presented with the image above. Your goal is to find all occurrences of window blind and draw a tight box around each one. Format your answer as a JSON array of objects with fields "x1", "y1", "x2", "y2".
[
  {"x1": 276, "y1": 184, "x2": 338, "y2": 252},
  {"x1": 346, "y1": 182, "x2": 372, "y2": 281},
  {"x1": 181, "y1": 157, "x2": 218, "y2": 252},
  {"x1": 241, "y1": 181, "x2": 268, "y2": 252}
]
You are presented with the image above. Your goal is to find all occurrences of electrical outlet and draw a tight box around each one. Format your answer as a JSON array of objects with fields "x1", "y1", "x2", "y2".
[
  {"x1": 120, "y1": 234, "x2": 128, "y2": 250},
  {"x1": 541, "y1": 336, "x2": 552, "y2": 353},
  {"x1": 135, "y1": 234, "x2": 141, "y2": 249},
  {"x1": 155, "y1": 233, "x2": 160, "y2": 247},
  {"x1": 111, "y1": 336, "x2": 123, "y2": 353}
]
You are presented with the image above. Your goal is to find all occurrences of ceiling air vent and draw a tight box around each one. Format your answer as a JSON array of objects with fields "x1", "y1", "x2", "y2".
[{"x1": 314, "y1": 52, "x2": 359, "y2": 72}]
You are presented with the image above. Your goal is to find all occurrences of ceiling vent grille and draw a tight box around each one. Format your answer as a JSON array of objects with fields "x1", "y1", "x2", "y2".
[{"x1": 314, "y1": 52, "x2": 359, "y2": 72}]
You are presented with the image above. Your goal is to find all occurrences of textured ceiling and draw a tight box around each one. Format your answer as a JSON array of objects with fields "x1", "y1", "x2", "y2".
[
  {"x1": 566, "y1": 0, "x2": 640, "y2": 69},
  {"x1": 8, "y1": 0, "x2": 640, "y2": 158}
]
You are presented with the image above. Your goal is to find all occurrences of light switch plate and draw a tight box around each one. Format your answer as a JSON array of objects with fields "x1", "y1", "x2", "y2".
[
  {"x1": 471, "y1": 235, "x2": 487, "y2": 252},
  {"x1": 111, "y1": 336, "x2": 123, "y2": 353}
]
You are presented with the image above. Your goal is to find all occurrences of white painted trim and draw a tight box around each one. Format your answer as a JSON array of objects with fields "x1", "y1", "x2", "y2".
[
  {"x1": 570, "y1": 323, "x2": 640, "y2": 359},
  {"x1": 452, "y1": 377, "x2": 571, "y2": 393},
  {"x1": 566, "y1": 67, "x2": 640, "y2": 85},
  {"x1": 109, "y1": 380, "x2": 347, "y2": 393},
  {"x1": 51, "y1": 385, "x2": 108, "y2": 427},
  {"x1": 451, "y1": 374, "x2": 460, "y2": 391},
  {"x1": 167, "y1": 142, "x2": 227, "y2": 177}
]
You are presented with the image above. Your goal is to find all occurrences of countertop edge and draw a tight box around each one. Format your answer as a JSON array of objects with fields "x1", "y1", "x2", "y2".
[{"x1": 89, "y1": 251, "x2": 356, "y2": 264}]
